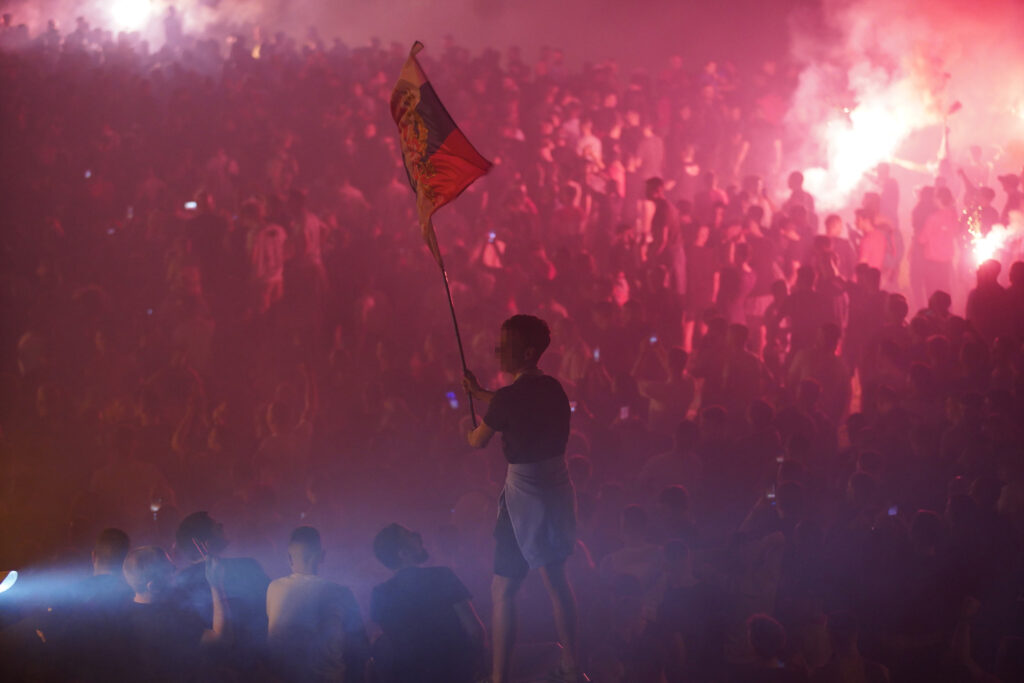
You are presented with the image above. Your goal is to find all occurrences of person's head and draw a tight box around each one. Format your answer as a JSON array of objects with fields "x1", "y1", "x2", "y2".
[
  {"x1": 92, "y1": 528, "x2": 131, "y2": 576},
  {"x1": 748, "y1": 613, "x2": 787, "y2": 662},
  {"x1": 887, "y1": 293, "x2": 909, "y2": 323},
  {"x1": 373, "y1": 523, "x2": 428, "y2": 571},
  {"x1": 123, "y1": 547, "x2": 175, "y2": 603},
  {"x1": 999, "y1": 174, "x2": 1020, "y2": 192},
  {"x1": 979, "y1": 186, "x2": 996, "y2": 205},
  {"x1": 645, "y1": 177, "x2": 665, "y2": 201},
  {"x1": 978, "y1": 259, "x2": 1001, "y2": 285},
  {"x1": 936, "y1": 186, "x2": 955, "y2": 208},
  {"x1": 498, "y1": 314, "x2": 551, "y2": 374},
  {"x1": 928, "y1": 290, "x2": 952, "y2": 315},
  {"x1": 175, "y1": 511, "x2": 228, "y2": 564},
  {"x1": 726, "y1": 323, "x2": 749, "y2": 350},
  {"x1": 770, "y1": 279, "x2": 788, "y2": 301},
  {"x1": 824, "y1": 213, "x2": 843, "y2": 237},
  {"x1": 699, "y1": 405, "x2": 728, "y2": 440},
  {"x1": 854, "y1": 208, "x2": 874, "y2": 232},
  {"x1": 795, "y1": 265, "x2": 816, "y2": 290},
  {"x1": 1010, "y1": 261, "x2": 1024, "y2": 288},
  {"x1": 658, "y1": 485, "x2": 690, "y2": 517},
  {"x1": 288, "y1": 526, "x2": 324, "y2": 575},
  {"x1": 788, "y1": 171, "x2": 804, "y2": 191}
]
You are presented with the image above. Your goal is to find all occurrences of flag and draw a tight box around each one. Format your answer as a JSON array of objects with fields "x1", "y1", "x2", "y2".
[{"x1": 391, "y1": 41, "x2": 492, "y2": 263}]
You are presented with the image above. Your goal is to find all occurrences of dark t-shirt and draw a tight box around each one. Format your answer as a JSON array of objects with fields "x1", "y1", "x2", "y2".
[
  {"x1": 370, "y1": 566, "x2": 476, "y2": 683},
  {"x1": 484, "y1": 373, "x2": 570, "y2": 464},
  {"x1": 173, "y1": 557, "x2": 269, "y2": 652}
]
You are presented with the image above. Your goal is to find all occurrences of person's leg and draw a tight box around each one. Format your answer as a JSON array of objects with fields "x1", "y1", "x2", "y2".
[
  {"x1": 491, "y1": 574, "x2": 523, "y2": 683},
  {"x1": 539, "y1": 559, "x2": 580, "y2": 674}
]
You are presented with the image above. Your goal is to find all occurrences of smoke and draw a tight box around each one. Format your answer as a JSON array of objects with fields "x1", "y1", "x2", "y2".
[
  {"x1": 1, "y1": 0, "x2": 797, "y2": 68},
  {"x1": 786, "y1": 0, "x2": 1024, "y2": 210}
]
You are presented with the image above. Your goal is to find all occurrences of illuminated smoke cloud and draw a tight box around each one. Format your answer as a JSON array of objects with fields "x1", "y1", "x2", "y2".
[{"x1": 786, "y1": 0, "x2": 1024, "y2": 210}]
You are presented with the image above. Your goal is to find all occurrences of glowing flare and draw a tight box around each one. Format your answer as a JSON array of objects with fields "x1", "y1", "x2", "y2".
[
  {"x1": 108, "y1": 0, "x2": 153, "y2": 32},
  {"x1": 0, "y1": 570, "x2": 18, "y2": 594},
  {"x1": 968, "y1": 211, "x2": 1011, "y2": 267}
]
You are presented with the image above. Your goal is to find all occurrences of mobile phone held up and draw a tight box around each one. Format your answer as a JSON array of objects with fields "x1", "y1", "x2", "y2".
[{"x1": 446, "y1": 391, "x2": 459, "y2": 410}]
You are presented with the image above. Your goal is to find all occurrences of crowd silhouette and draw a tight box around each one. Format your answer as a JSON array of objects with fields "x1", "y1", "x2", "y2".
[{"x1": 2, "y1": 10, "x2": 1024, "y2": 682}]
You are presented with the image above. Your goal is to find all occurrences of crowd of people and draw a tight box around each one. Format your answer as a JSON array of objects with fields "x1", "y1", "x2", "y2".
[{"x1": 2, "y1": 9, "x2": 1024, "y2": 682}]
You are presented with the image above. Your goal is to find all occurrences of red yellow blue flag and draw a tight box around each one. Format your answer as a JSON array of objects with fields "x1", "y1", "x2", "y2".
[{"x1": 390, "y1": 42, "x2": 492, "y2": 263}]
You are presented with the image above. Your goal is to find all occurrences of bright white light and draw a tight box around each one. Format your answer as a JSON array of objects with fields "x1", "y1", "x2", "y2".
[
  {"x1": 970, "y1": 223, "x2": 1010, "y2": 267},
  {"x1": 0, "y1": 570, "x2": 18, "y2": 594},
  {"x1": 108, "y1": 0, "x2": 153, "y2": 33}
]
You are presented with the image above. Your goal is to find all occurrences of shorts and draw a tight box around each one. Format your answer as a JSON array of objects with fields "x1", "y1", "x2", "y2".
[{"x1": 494, "y1": 494, "x2": 530, "y2": 580}]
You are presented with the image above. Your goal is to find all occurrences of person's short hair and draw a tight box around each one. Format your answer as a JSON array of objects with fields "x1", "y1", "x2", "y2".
[
  {"x1": 748, "y1": 613, "x2": 787, "y2": 660},
  {"x1": 123, "y1": 546, "x2": 174, "y2": 595},
  {"x1": 824, "y1": 214, "x2": 842, "y2": 229},
  {"x1": 667, "y1": 348, "x2": 689, "y2": 376},
  {"x1": 658, "y1": 485, "x2": 690, "y2": 512},
  {"x1": 373, "y1": 523, "x2": 407, "y2": 570},
  {"x1": 727, "y1": 323, "x2": 749, "y2": 346},
  {"x1": 94, "y1": 528, "x2": 131, "y2": 571},
  {"x1": 289, "y1": 526, "x2": 322, "y2": 552},
  {"x1": 502, "y1": 314, "x2": 551, "y2": 358},
  {"x1": 888, "y1": 293, "x2": 909, "y2": 321},
  {"x1": 796, "y1": 265, "x2": 816, "y2": 287},
  {"x1": 936, "y1": 186, "x2": 954, "y2": 206},
  {"x1": 645, "y1": 177, "x2": 664, "y2": 197},
  {"x1": 928, "y1": 290, "x2": 952, "y2": 312},
  {"x1": 175, "y1": 511, "x2": 223, "y2": 562}
]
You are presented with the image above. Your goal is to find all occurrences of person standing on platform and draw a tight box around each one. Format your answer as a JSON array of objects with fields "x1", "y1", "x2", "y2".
[{"x1": 463, "y1": 314, "x2": 583, "y2": 683}]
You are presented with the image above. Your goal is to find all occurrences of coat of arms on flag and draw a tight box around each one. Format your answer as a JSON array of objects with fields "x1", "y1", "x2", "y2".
[{"x1": 390, "y1": 41, "x2": 492, "y2": 263}]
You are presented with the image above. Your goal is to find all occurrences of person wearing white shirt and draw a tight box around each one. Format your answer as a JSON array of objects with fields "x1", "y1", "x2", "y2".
[{"x1": 266, "y1": 526, "x2": 368, "y2": 682}]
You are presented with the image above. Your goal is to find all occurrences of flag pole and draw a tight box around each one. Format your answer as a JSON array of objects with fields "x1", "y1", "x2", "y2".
[{"x1": 431, "y1": 220, "x2": 478, "y2": 427}]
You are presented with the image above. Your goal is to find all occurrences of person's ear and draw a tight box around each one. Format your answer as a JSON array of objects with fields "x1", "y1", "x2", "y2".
[{"x1": 145, "y1": 579, "x2": 158, "y2": 596}]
